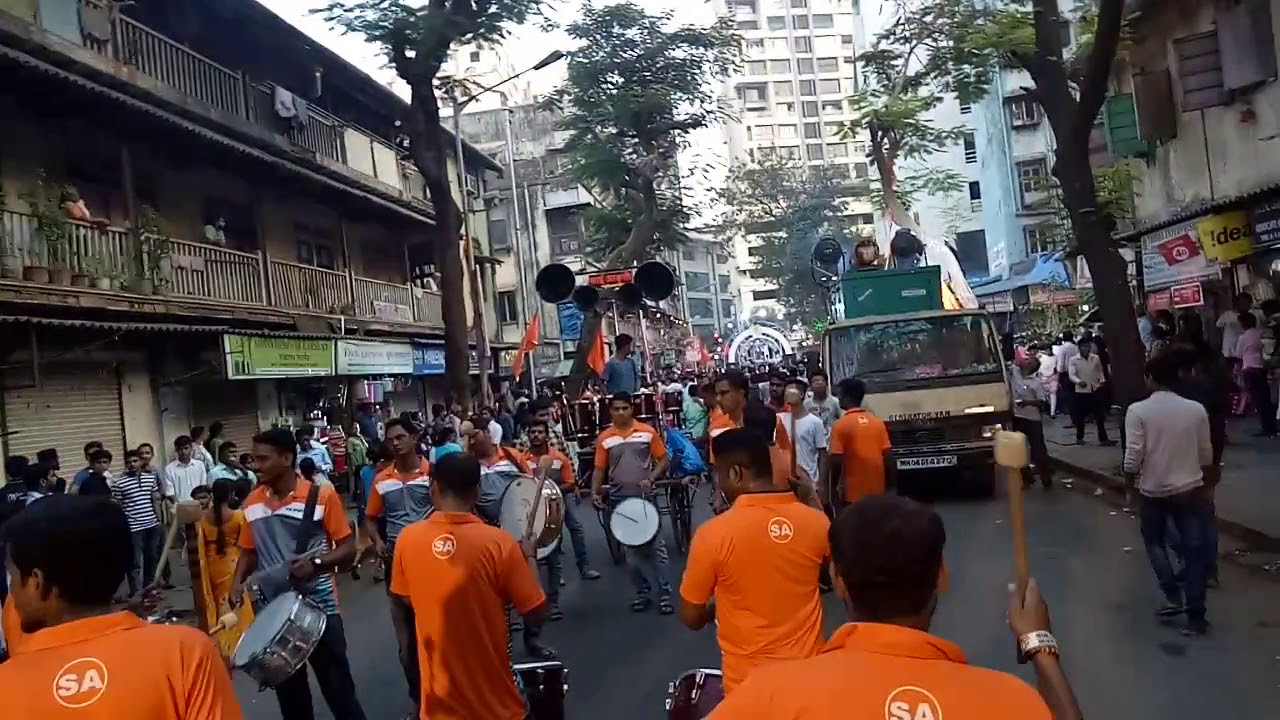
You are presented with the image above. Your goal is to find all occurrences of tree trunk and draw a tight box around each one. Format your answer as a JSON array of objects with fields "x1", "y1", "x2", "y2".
[
  {"x1": 408, "y1": 84, "x2": 473, "y2": 411},
  {"x1": 564, "y1": 311, "x2": 604, "y2": 398},
  {"x1": 868, "y1": 133, "x2": 919, "y2": 236}
]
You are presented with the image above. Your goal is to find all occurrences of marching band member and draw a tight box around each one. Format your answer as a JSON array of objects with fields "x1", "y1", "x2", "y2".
[
  {"x1": 825, "y1": 377, "x2": 892, "y2": 511},
  {"x1": 390, "y1": 453, "x2": 548, "y2": 720},
  {"x1": 711, "y1": 496, "x2": 1079, "y2": 719},
  {"x1": 679, "y1": 427, "x2": 829, "y2": 696},
  {"x1": 366, "y1": 418, "x2": 434, "y2": 715},
  {"x1": 590, "y1": 393, "x2": 673, "y2": 614},
  {"x1": 0, "y1": 495, "x2": 242, "y2": 717},
  {"x1": 708, "y1": 370, "x2": 792, "y2": 458},
  {"x1": 524, "y1": 418, "x2": 590, "y2": 621}
]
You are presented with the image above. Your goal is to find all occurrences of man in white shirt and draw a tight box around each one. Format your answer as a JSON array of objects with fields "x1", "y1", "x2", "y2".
[
  {"x1": 1067, "y1": 338, "x2": 1113, "y2": 446},
  {"x1": 1123, "y1": 353, "x2": 1213, "y2": 636},
  {"x1": 804, "y1": 369, "x2": 842, "y2": 435},
  {"x1": 779, "y1": 379, "x2": 828, "y2": 483},
  {"x1": 1036, "y1": 345, "x2": 1058, "y2": 417},
  {"x1": 162, "y1": 435, "x2": 208, "y2": 502},
  {"x1": 1216, "y1": 292, "x2": 1264, "y2": 359},
  {"x1": 1010, "y1": 356, "x2": 1051, "y2": 488},
  {"x1": 1052, "y1": 331, "x2": 1079, "y2": 419}
]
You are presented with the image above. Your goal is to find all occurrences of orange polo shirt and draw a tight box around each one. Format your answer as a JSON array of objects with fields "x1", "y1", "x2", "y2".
[
  {"x1": 707, "y1": 410, "x2": 792, "y2": 463},
  {"x1": 710, "y1": 622, "x2": 1051, "y2": 719},
  {"x1": 524, "y1": 446, "x2": 576, "y2": 490},
  {"x1": 0, "y1": 611, "x2": 241, "y2": 718},
  {"x1": 680, "y1": 491, "x2": 829, "y2": 694},
  {"x1": 828, "y1": 408, "x2": 891, "y2": 502},
  {"x1": 2, "y1": 595, "x2": 29, "y2": 657},
  {"x1": 390, "y1": 511, "x2": 546, "y2": 720}
]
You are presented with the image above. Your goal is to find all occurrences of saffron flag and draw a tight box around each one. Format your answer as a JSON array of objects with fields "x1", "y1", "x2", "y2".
[
  {"x1": 511, "y1": 313, "x2": 541, "y2": 379},
  {"x1": 586, "y1": 328, "x2": 607, "y2": 376}
]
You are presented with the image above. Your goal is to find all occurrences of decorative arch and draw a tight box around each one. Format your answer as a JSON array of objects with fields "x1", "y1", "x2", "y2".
[{"x1": 728, "y1": 324, "x2": 794, "y2": 366}]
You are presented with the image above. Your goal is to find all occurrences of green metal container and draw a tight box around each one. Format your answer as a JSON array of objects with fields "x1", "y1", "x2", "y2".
[{"x1": 840, "y1": 266, "x2": 942, "y2": 319}]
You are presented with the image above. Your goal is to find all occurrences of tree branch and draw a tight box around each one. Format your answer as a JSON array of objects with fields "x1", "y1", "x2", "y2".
[{"x1": 1072, "y1": 0, "x2": 1125, "y2": 143}]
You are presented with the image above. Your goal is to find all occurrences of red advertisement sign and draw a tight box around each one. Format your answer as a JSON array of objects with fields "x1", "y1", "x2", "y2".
[
  {"x1": 1146, "y1": 290, "x2": 1172, "y2": 311},
  {"x1": 1154, "y1": 231, "x2": 1203, "y2": 266},
  {"x1": 1169, "y1": 282, "x2": 1205, "y2": 308},
  {"x1": 586, "y1": 269, "x2": 635, "y2": 288}
]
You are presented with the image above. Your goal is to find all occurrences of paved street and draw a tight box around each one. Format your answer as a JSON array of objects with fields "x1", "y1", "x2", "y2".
[{"x1": 235, "y1": 486, "x2": 1280, "y2": 719}]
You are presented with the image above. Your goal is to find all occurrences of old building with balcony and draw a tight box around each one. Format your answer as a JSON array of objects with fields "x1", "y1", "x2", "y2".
[{"x1": 0, "y1": 0, "x2": 505, "y2": 469}]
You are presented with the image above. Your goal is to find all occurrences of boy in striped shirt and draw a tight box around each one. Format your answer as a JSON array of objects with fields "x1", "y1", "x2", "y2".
[{"x1": 110, "y1": 449, "x2": 163, "y2": 597}]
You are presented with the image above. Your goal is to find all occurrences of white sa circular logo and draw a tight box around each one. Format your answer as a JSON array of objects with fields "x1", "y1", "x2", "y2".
[
  {"x1": 53, "y1": 657, "x2": 109, "y2": 708},
  {"x1": 767, "y1": 517, "x2": 795, "y2": 544},
  {"x1": 432, "y1": 533, "x2": 457, "y2": 559},
  {"x1": 884, "y1": 686, "x2": 942, "y2": 720}
]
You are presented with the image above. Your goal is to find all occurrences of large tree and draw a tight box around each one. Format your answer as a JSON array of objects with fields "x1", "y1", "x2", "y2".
[
  {"x1": 316, "y1": 0, "x2": 546, "y2": 408},
  {"x1": 546, "y1": 2, "x2": 739, "y2": 393},
  {"x1": 718, "y1": 156, "x2": 854, "y2": 335},
  {"x1": 965, "y1": 0, "x2": 1141, "y2": 399}
]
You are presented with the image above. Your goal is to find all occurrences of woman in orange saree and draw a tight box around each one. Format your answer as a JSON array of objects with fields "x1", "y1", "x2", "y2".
[{"x1": 196, "y1": 479, "x2": 254, "y2": 660}]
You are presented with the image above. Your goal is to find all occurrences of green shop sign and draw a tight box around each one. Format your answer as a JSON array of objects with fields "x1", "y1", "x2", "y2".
[{"x1": 223, "y1": 335, "x2": 335, "y2": 379}]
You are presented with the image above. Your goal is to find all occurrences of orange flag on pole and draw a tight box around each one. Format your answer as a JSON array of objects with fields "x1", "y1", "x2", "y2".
[
  {"x1": 511, "y1": 313, "x2": 541, "y2": 380},
  {"x1": 586, "y1": 327, "x2": 607, "y2": 376}
]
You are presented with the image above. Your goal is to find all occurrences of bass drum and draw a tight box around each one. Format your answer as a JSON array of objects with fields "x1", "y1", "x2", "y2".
[
  {"x1": 516, "y1": 660, "x2": 568, "y2": 720},
  {"x1": 666, "y1": 668, "x2": 724, "y2": 720},
  {"x1": 498, "y1": 475, "x2": 564, "y2": 560},
  {"x1": 633, "y1": 390, "x2": 659, "y2": 424}
]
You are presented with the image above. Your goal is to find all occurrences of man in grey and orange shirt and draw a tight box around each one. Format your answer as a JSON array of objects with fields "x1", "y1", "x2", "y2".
[
  {"x1": 591, "y1": 393, "x2": 672, "y2": 614},
  {"x1": 365, "y1": 417, "x2": 432, "y2": 713}
]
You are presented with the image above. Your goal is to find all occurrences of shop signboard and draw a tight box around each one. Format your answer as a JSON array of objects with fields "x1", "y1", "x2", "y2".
[
  {"x1": 1140, "y1": 218, "x2": 1222, "y2": 290},
  {"x1": 223, "y1": 335, "x2": 335, "y2": 379},
  {"x1": 1169, "y1": 282, "x2": 1205, "y2": 308},
  {"x1": 1251, "y1": 197, "x2": 1280, "y2": 249},
  {"x1": 1195, "y1": 211, "x2": 1253, "y2": 263},
  {"x1": 412, "y1": 343, "x2": 484, "y2": 375},
  {"x1": 336, "y1": 340, "x2": 414, "y2": 375},
  {"x1": 980, "y1": 291, "x2": 1014, "y2": 313},
  {"x1": 1146, "y1": 290, "x2": 1173, "y2": 311}
]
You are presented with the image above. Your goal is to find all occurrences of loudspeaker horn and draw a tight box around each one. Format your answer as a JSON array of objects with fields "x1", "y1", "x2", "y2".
[
  {"x1": 534, "y1": 263, "x2": 576, "y2": 304},
  {"x1": 633, "y1": 260, "x2": 677, "y2": 301},
  {"x1": 615, "y1": 282, "x2": 644, "y2": 310},
  {"x1": 570, "y1": 284, "x2": 600, "y2": 312}
]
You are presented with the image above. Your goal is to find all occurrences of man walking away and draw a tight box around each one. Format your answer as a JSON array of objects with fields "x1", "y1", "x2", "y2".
[
  {"x1": 1067, "y1": 338, "x2": 1113, "y2": 445},
  {"x1": 1235, "y1": 312, "x2": 1277, "y2": 437},
  {"x1": 1053, "y1": 331, "x2": 1079, "y2": 420},
  {"x1": 112, "y1": 449, "x2": 164, "y2": 597},
  {"x1": 1010, "y1": 356, "x2": 1052, "y2": 488},
  {"x1": 1124, "y1": 354, "x2": 1214, "y2": 636}
]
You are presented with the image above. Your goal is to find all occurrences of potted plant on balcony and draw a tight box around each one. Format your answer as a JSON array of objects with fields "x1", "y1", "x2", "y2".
[
  {"x1": 18, "y1": 173, "x2": 71, "y2": 284},
  {"x1": 0, "y1": 189, "x2": 20, "y2": 280},
  {"x1": 80, "y1": 253, "x2": 111, "y2": 290},
  {"x1": 135, "y1": 205, "x2": 171, "y2": 295}
]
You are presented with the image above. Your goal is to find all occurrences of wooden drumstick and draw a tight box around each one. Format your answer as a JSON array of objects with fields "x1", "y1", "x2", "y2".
[
  {"x1": 208, "y1": 611, "x2": 240, "y2": 636},
  {"x1": 151, "y1": 501, "x2": 202, "y2": 591},
  {"x1": 784, "y1": 387, "x2": 803, "y2": 479},
  {"x1": 994, "y1": 430, "x2": 1031, "y2": 662}
]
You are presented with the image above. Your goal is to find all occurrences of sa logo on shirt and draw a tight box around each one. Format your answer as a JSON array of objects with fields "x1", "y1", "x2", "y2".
[
  {"x1": 53, "y1": 657, "x2": 109, "y2": 708},
  {"x1": 885, "y1": 686, "x2": 942, "y2": 720},
  {"x1": 767, "y1": 516, "x2": 795, "y2": 544},
  {"x1": 432, "y1": 533, "x2": 457, "y2": 559}
]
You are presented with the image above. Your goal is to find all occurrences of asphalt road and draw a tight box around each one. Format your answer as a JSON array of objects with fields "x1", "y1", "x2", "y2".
[{"x1": 235, "y1": 483, "x2": 1280, "y2": 719}]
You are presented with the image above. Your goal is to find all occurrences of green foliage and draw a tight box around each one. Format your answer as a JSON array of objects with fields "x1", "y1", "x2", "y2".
[
  {"x1": 718, "y1": 156, "x2": 854, "y2": 332},
  {"x1": 546, "y1": 2, "x2": 740, "y2": 264},
  {"x1": 866, "y1": 167, "x2": 965, "y2": 213},
  {"x1": 1021, "y1": 161, "x2": 1138, "y2": 255}
]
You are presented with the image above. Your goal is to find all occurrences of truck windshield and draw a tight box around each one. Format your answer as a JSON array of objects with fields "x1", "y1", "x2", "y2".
[{"x1": 828, "y1": 314, "x2": 1003, "y2": 383}]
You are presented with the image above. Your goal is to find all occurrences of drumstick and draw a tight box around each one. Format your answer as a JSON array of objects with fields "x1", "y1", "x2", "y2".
[
  {"x1": 784, "y1": 387, "x2": 802, "y2": 479},
  {"x1": 150, "y1": 500, "x2": 200, "y2": 590},
  {"x1": 208, "y1": 611, "x2": 240, "y2": 636},
  {"x1": 993, "y1": 431, "x2": 1031, "y2": 662}
]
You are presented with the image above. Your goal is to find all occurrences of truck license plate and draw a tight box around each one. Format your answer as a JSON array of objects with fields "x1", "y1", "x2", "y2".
[{"x1": 897, "y1": 456, "x2": 957, "y2": 470}]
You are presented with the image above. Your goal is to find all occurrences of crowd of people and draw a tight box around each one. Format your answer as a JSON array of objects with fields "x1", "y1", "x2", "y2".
[{"x1": 0, "y1": 334, "x2": 1091, "y2": 719}]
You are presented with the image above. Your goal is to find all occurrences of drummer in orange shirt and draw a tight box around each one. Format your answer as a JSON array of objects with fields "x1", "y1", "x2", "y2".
[
  {"x1": 391, "y1": 452, "x2": 548, "y2": 720},
  {"x1": 710, "y1": 495, "x2": 1083, "y2": 719},
  {"x1": 522, "y1": 418, "x2": 578, "y2": 621},
  {"x1": 0, "y1": 494, "x2": 241, "y2": 718},
  {"x1": 825, "y1": 377, "x2": 892, "y2": 511},
  {"x1": 708, "y1": 370, "x2": 791, "y2": 459},
  {"x1": 679, "y1": 427, "x2": 829, "y2": 695}
]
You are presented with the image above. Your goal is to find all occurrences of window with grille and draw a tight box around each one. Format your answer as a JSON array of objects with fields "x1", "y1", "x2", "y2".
[
  {"x1": 497, "y1": 291, "x2": 519, "y2": 324},
  {"x1": 1016, "y1": 158, "x2": 1050, "y2": 209},
  {"x1": 1173, "y1": 31, "x2": 1228, "y2": 111},
  {"x1": 1009, "y1": 96, "x2": 1041, "y2": 127},
  {"x1": 798, "y1": 58, "x2": 815, "y2": 74},
  {"x1": 793, "y1": 14, "x2": 809, "y2": 29},
  {"x1": 773, "y1": 81, "x2": 794, "y2": 98},
  {"x1": 963, "y1": 132, "x2": 977, "y2": 163},
  {"x1": 968, "y1": 181, "x2": 982, "y2": 211},
  {"x1": 812, "y1": 14, "x2": 834, "y2": 28},
  {"x1": 745, "y1": 60, "x2": 768, "y2": 75},
  {"x1": 1023, "y1": 225, "x2": 1058, "y2": 255},
  {"x1": 685, "y1": 271, "x2": 712, "y2": 293}
]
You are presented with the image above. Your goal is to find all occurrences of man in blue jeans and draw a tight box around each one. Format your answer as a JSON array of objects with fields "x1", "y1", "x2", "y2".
[
  {"x1": 1123, "y1": 353, "x2": 1213, "y2": 636},
  {"x1": 591, "y1": 393, "x2": 674, "y2": 614}
]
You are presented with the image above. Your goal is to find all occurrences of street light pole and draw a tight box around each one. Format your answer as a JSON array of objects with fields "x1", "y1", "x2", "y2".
[
  {"x1": 449, "y1": 84, "x2": 493, "y2": 407},
  {"x1": 504, "y1": 106, "x2": 537, "y2": 388}
]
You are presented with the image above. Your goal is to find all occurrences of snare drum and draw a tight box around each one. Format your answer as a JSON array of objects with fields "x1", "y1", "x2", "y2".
[
  {"x1": 499, "y1": 475, "x2": 565, "y2": 560},
  {"x1": 665, "y1": 668, "x2": 724, "y2": 720},
  {"x1": 515, "y1": 660, "x2": 569, "y2": 720},
  {"x1": 662, "y1": 391, "x2": 685, "y2": 429},
  {"x1": 609, "y1": 497, "x2": 661, "y2": 547},
  {"x1": 569, "y1": 400, "x2": 598, "y2": 443},
  {"x1": 232, "y1": 591, "x2": 328, "y2": 688},
  {"x1": 596, "y1": 396, "x2": 612, "y2": 429}
]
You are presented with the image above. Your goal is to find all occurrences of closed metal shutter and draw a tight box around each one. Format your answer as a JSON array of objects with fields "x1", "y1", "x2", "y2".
[
  {"x1": 4, "y1": 364, "x2": 126, "y2": 471},
  {"x1": 189, "y1": 382, "x2": 261, "y2": 456}
]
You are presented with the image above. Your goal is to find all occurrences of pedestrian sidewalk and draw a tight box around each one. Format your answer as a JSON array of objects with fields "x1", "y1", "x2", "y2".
[{"x1": 1045, "y1": 414, "x2": 1280, "y2": 550}]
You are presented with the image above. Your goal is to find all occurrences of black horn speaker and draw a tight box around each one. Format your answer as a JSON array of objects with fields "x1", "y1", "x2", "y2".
[
  {"x1": 615, "y1": 282, "x2": 644, "y2": 309},
  {"x1": 633, "y1": 260, "x2": 676, "y2": 301},
  {"x1": 571, "y1": 284, "x2": 600, "y2": 312},
  {"x1": 535, "y1": 263, "x2": 577, "y2": 304}
]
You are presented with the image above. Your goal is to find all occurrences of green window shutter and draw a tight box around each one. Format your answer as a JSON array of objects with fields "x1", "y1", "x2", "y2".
[{"x1": 1104, "y1": 93, "x2": 1148, "y2": 158}]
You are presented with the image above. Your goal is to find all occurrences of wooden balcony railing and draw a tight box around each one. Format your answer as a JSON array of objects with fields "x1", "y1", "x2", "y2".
[
  {"x1": 247, "y1": 83, "x2": 345, "y2": 164},
  {"x1": 353, "y1": 276, "x2": 415, "y2": 324},
  {"x1": 114, "y1": 15, "x2": 245, "y2": 118},
  {"x1": 1, "y1": 209, "x2": 132, "y2": 280},
  {"x1": 267, "y1": 259, "x2": 352, "y2": 315},
  {"x1": 167, "y1": 238, "x2": 264, "y2": 305},
  {"x1": 414, "y1": 288, "x2": 444, "y2": 327}
]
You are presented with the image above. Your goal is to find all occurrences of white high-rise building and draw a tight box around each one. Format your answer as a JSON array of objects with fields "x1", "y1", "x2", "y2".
[{"x1": 717, "y1": 0, "x2": 876, "y2": 321}]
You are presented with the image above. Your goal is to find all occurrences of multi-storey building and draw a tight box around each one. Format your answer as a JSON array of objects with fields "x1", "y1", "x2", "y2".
[
  {"x1": 716, "y1": 0, "x2": 876, "y2": 320},
  {"x1": 676, "y1": 233, "x2": 741, "y2": 351},
  {"x1": 0, "y1": 0, "x2": 506, "y2": 467}
]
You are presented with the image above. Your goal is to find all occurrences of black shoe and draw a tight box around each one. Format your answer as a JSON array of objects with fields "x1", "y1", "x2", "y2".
[
  {"x1": 632, "y1": 595, "x2": 652, "y2": 612},
  {"x1": 525, "y1": 641, "x2": 559, "y2": 660},
  {"x1": 580, "y1": 568, "x2": 602, "y2": 580},
  {"x1": 1156, "y1": 601, "x2": 1185, "y2": 618},
  {"x1": 547, "y1": 603, "x2": 564, "y2": 622},
  {"x1": 658, "y1": 598, "x2": 675, "y2": 615},
  {"x1": 1182, "y1": 617, "x2": 1209, "y2": 636}
]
